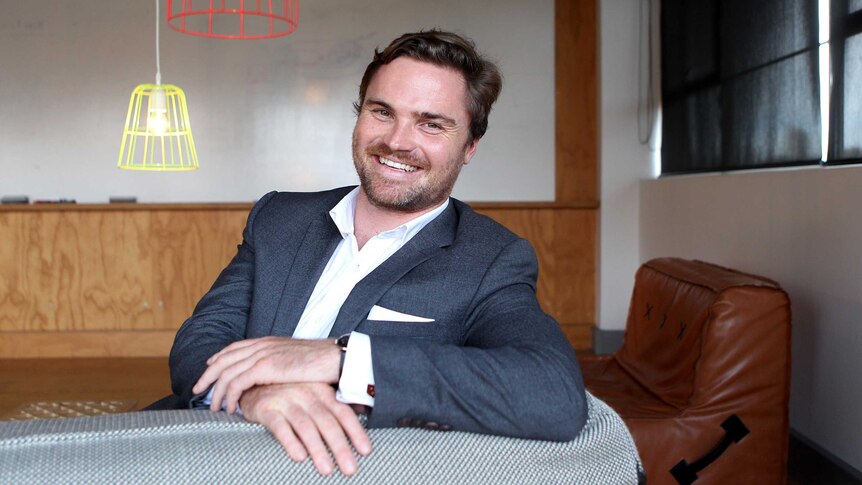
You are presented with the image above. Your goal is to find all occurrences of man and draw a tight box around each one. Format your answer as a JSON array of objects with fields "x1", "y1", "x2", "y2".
[{"x1": 168, "y1": 30, "x2": 587, "y2": 477}]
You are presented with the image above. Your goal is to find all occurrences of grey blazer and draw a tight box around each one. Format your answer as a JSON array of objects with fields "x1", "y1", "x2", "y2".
[{"x1": 169, "y1": 187, "x2": 587, "y2": 441}]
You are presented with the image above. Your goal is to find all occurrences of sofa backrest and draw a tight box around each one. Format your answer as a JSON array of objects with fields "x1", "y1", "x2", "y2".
[
  {"x1": 616, "y1": 258, "x2": 789, "y2": 410},
  {"x1": 0, "y1": 394, "x2": 643, "y2": 484}
]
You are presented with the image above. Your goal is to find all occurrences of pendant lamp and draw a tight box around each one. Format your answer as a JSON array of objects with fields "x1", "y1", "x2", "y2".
[
  {"x1": 166, "y1": 0, "x2": 299, "y2": 40},
  {"x1": 118, "y1": 0, "x2": 199, "y2": 171}
]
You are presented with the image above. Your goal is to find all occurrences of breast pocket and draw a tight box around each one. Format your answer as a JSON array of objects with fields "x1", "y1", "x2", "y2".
[{"x1": 356, "y1": 319, "x2": 442, "y2": 339}]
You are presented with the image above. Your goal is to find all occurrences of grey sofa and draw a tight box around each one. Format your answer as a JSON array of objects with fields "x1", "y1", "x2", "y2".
[{"x1": 0, "y1": 391, "x2": 642, "y2": 484}]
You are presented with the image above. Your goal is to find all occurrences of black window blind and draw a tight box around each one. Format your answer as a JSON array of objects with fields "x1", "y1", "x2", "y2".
[{"x1": 661, "y1": 0, "x2": 823, "y2": 174}]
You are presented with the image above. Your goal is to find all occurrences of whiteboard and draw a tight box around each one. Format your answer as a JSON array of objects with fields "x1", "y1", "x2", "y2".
[{"x1": 0, "y1": 0, "x2": 554, "y2": 203}]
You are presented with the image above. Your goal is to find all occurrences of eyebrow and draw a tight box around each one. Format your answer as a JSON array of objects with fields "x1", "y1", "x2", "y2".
[
  {"x1": 365, "y1": 98, "x2": 459, "y2": 127},
  {"x1": 419, "y1": 111, "x2": 458, "y2": 127}
]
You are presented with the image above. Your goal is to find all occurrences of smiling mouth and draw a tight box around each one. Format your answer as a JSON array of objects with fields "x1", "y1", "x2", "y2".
[{"x1": 378, "y1": 157, "x2": 419, "y2": 173}]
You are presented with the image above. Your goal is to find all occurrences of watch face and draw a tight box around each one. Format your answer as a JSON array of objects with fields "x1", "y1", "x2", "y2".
[{"x1": 336, "y1": 333, "x2": 351, "y2": 349}]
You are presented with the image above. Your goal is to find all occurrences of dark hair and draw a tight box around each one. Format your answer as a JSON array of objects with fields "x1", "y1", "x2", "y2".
[{"x1": 354, "y1": 30, "x2": 503, "y2": 142}]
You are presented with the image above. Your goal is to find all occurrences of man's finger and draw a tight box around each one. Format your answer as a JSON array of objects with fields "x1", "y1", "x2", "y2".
[
  {"x1": 240, "y1": 383, "x2": 368, "y2": 476},
  {"x1": 290, "y1": 411, "x2": 335, "y2": 476},
  {"x1": 333, "y1": 404, "x2": 372, "y2": 457},
  {"x1": 194, "y1": 340, "x2": 268, "y2": 394},
  {"x1": 315, "y1": 407, "x2": 360, "y2": 476},
  {"x1": 265, "y1": 413, "x2": 309, "y2": 463},
  {"x1": 220, "y1": 361, "x2": 271, "y2": 414},
  {"x1": 206, "y1": 338, "x2": 262, "y2": 364},
  {"x1": 208, "y1": 357, "x2": 259, "y2": 412}
]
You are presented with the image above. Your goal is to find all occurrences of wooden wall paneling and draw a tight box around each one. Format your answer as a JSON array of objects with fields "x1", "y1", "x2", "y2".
[
  {"x1": 552, "y1": 209, "x2": 596, "y2": 325},
  {"x1": 2, "y1": 204, "x2": 595, "y2": 355},
  {"x1": 476, "y1": 207, "x2": 595, "y2": 350},
  {"x1": 554, "y1": 0, "x2": 598, "y2": 349},
  {"x1": 0, "y1": 207, "x2": 247, "y2": 335},
  {"x1": 0, "y1": 331, "x2": 176, "y2": 358},
  {"x1": 0, "y1": 210, "x2": 156, "y2": 332},
  {"x1": 553, "y1": 209, "x2": 596, "y2": 350},
  {"x1": 95, "y1": 210, "x2": 157, "y2": 330},
  {"x1": 148, "y1": 209, "x2": 247, "y2": 330},
  {"x1": 0, "y1": 212, "x2": 27, "y2": 330},
  {"x1": 555, "y1": 0, "x2": 598, "y2": 204},
  {"x1": 475, "y1": 208, "x2": 557, "y2": 313}
]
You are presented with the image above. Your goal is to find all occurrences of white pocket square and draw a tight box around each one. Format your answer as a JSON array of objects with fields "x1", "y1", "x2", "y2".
[{"x1": 367, "y1": 305, "x2": 435, "y2": 323}]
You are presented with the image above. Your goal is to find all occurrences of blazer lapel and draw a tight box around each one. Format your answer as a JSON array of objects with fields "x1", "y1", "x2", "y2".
[
  {"x1": 267, "y1": 213, "x2": 341, "y2": 336},
  {"x1": 328, "y1": 203, "x2": 458, "y2": 337}
]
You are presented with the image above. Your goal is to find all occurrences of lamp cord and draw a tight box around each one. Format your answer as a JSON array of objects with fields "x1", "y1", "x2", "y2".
[{"x1": 155, "y1": 0, "x2": 161, "y2": 86}]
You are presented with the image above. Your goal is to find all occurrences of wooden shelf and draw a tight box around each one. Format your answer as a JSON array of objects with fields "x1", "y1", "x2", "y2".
[
  {"x1": 0, "y1": 202, "x2": 254, "y2": 212},
  {"x1": 0, "y1": 200, "x2": 599, "y2": 212}
]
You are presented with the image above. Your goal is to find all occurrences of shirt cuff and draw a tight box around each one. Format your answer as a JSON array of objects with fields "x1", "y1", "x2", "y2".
[
  {"x1": 335, "y1": 331, "x2": 375, "y2": 407},
  {"x1": 201, "y1": 386, "x2": 242, "y2": 415}
]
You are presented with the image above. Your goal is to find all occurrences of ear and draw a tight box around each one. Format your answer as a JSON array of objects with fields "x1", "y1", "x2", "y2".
[{"x1": 462, "y1": 137, "x2": 480, "y2": 165}]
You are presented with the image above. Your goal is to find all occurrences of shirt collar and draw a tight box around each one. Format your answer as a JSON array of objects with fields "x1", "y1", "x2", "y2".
[{"x1": 329, "y1": 187, "x2": 450, "y2": 244}]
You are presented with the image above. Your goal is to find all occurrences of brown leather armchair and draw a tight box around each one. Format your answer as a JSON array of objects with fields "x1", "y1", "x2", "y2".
[{"x1": 580, "y1": 258, "x2": 791, "y2": 485}]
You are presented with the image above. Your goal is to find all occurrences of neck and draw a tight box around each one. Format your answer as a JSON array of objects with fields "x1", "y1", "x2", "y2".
[{"x1": 353, "y1": 190, "x2": 442, "y2": 249}]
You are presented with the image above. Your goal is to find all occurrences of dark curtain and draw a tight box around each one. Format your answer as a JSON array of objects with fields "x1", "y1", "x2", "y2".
[
  {"x1": 661, "y1": 0, "x2": 822, "y2": 174},
  {"x1": 829, "y1": 0, "x2": 862, "y2": 162}
]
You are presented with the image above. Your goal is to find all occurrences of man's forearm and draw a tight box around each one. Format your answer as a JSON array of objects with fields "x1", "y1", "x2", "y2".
[
  {"x1": 191, "y1": 337, "x2": 344, "y2": 413},
  {"x1": 367, "y1": 333, "x2": 587, "y2": 441}
]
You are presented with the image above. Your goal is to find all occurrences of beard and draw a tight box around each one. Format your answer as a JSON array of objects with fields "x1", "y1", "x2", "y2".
[{"x1": 352, "y1": 138, "x2": 464, "y2": 213}]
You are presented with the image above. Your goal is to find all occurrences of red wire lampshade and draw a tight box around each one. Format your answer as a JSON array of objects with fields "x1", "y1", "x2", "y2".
[{"x1": 166, "y1": 1, "x2": 299, "y2": 39}]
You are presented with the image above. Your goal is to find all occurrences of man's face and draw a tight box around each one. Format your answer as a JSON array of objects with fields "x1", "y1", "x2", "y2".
[{"x1": 352, "y1": 57, "x2": 478, "y2": 212}]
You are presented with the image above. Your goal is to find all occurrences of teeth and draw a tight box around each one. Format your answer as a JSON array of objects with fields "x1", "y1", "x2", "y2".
[{"x1": 379, "y1": 157, "x2": 418, "y2": 172}]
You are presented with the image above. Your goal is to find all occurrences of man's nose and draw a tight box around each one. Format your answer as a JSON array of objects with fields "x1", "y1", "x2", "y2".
[{"x1": 382, "y1": 121, "x2": 415, "y2": 151}]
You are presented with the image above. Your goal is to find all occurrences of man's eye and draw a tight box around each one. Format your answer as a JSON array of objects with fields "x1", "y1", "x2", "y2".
[
  {"x1": 372, "y1": 109, "x2": 391, "y2": 117},
  {"x1": 424, "y1": 122, "x2": 443, "y2": 132}
]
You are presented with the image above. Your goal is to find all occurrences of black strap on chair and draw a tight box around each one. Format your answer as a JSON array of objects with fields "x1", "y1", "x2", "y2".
[{"x1": 670, "y1": 414, "x2": 750, "y2": 485}]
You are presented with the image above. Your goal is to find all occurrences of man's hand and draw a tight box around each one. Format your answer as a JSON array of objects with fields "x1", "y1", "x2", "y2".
[
  {"x1": 192, "y1": 337, "x2": 341, "y2": 413},
  {"x1": 240, "y1": 382, "x2": 372, "y2": 477}
]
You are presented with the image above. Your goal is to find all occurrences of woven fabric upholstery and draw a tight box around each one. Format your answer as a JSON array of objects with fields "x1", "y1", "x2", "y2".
[{"x1": 0, "y1": 392, "x2": 640, "y2": 484}]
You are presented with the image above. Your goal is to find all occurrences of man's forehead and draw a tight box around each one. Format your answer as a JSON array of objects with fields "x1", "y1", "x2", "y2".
[{"x1": 364, "y1": 58, "x2": 470, "y2": 118}]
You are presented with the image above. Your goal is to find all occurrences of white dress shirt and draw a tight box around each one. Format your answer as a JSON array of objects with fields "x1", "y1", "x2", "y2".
[
  {"x1": 207, "y1": 187, "x2": 448, "y2": 409},
  {"x1": 302, "y1": 187, "x2": 448, "y2": 406}
]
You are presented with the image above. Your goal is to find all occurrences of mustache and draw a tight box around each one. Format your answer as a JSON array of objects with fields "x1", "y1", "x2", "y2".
[{"x1": 366, "y1": 143, "x2": 427, "y2": 169}]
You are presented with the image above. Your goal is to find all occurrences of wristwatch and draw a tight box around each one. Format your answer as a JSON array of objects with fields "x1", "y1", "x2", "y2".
[
  {"x1": 336, "y1": 334, "x2": 371, "y2": 427},
  {"x1": 335, "y1": 333, "x2": 350, "y2": 378}
]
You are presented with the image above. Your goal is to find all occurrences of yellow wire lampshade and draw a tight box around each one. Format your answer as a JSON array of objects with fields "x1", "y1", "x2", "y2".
[{"x1": 118, "y1": 84, "x2": 199, "y2": 171}]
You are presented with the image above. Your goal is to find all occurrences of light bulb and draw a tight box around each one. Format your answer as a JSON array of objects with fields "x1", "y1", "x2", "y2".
[{"x1": 147, "y1": 88, "x2": 169, "y2": 135}]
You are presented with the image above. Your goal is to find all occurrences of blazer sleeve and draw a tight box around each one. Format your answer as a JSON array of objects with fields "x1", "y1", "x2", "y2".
[
  {"x1": 168, "y1": 191, "x2": 276, "y2": 405},
  {"x1": 366, "y1": 238, "x2": 588, "y2": 441}
]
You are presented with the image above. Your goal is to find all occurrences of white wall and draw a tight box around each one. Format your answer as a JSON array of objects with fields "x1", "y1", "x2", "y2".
[
  {"x1": 598, "y1": 0, "x2": 656, "y2": 331},
  {"x1": 0, "y1": 0, "x2": 554, "y2": 203},
  {"x1": 640, "y1": 167, "x2": 862, "y2": 472}
]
